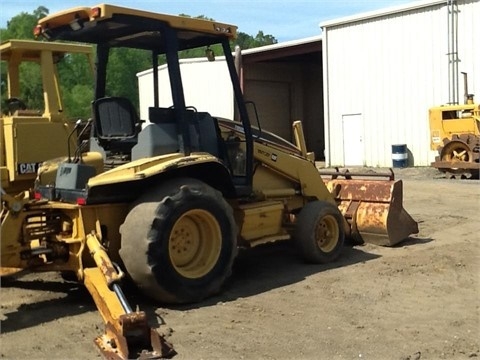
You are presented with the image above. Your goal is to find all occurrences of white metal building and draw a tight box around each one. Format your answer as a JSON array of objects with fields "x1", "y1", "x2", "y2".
[
  {"x1": 137, "y1": 0, "x2": 478, "y2": 168},
  {"x1": 137, "y1": 58, "x2": 235, "y2": 120},
  {"x1": 321, "y1": 0, "x2": 479, "y2": 167},
  {"x1": 137, "y1": 36, "x2": 325, "y2": 158}
]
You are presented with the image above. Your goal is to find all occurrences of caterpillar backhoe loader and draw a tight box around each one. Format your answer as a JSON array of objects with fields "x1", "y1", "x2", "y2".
[
  {"x1": 1, "y1": 40, "x2": 94, "y2": 195},
  {"x1": 1, "y1": 4, "x2": 418, "y2": 359}
]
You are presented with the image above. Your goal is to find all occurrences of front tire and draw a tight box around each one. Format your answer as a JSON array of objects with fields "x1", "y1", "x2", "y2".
[
  {"x1": 119, "y1": 177, "x2": 237, "y2": 304},
  {"x1": 294, "y1": 200, "x2": 345, "y2": 264}
]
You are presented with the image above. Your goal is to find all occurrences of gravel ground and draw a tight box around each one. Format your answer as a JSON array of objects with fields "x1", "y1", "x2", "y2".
[{"x1": 1, "y1": 166, "x2": 479, "y2": 360}]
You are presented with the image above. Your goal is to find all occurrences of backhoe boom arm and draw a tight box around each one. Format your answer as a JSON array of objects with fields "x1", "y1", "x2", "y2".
[{"x1": 83, "y1": 232, "x2": 176, "y2": 359}]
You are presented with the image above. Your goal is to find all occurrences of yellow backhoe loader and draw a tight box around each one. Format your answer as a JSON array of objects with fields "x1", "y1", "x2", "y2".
[
  {"x1": 429, "y1": 73, "x2": 480, "y2": 179},
  {"x1": 1, "y1": 39, "x2": 94, "y2": 195},
  {"x1": 1, "y1": 4, "x2": 418, "y2": 359}
]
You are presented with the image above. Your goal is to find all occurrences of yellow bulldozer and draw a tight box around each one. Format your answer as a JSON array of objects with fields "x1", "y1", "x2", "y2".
[
  {"x1": 1, "y1": 4, "x2": 418, "y2": 359},
  {"x1": 429, "y1": 73, "x2": 480, "y2": 179},
  {"x1": 1, "y1": 39, "x2": 94, "y2": 195}
]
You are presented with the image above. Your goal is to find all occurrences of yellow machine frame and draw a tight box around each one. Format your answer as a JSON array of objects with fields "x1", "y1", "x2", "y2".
[
  {"x1": 429, "y1": 74, "x2": 480, "y2": 178},
  {"x1": 1, "y1": 40, "x2": 94, "y2": 194}
]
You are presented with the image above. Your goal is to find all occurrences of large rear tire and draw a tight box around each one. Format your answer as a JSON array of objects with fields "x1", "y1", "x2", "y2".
[
  {"x1": 294, "y1": 200, "x2": 345, "y2": 264},
  {"x1": 119, "y1": 178, "x2": 237, "y2": 304}
]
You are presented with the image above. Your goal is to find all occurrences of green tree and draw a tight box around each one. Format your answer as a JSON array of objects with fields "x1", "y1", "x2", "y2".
[
  {"x1": 178, "y1": 14, "x2": 278, "y2": 55},
  {"x1": 57, "y1": 53, "x2": 94, "y2": 119},
  {"x1": 106, "y1": 48, "x2": 151, "y2": 108},
  {"x1": 62, "y1": 84, "x2": 93, "y2": 120},
  {"x1": 0, "y1": 6, "x2": 48, "y2": 40},
  {"x1": 235, "y1": 31, "x2": 277, "y2": 50},
  {"x1": 18, "y1": 62, "x2": 43, "y2": 109}
]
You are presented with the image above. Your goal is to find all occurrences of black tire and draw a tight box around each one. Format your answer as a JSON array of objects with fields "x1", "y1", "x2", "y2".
[
  {"x1": 119, "y1": 177, "x2": 237, "y2": 304},
  {"x1": 294, "y1": 200, "x2": 345, "y2": 264},
  {"x1": 60, "y1": 271, "x2": 78, "y2": 283}
]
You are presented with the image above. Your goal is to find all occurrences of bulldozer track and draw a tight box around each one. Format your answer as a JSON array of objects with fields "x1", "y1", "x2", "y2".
[{"x1": 432, "y1": 134, "x2": 480, "y2": 179}]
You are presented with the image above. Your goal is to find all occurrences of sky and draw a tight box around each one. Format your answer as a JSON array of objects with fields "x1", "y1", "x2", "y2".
[{"x1": 1, "y1": 0, "x2": 416, "y2": 42}]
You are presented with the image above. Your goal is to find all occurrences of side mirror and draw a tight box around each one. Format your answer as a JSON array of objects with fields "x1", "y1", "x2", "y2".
[{"x1": 205, "y1": 47, "x2": 215, "y2": 62}]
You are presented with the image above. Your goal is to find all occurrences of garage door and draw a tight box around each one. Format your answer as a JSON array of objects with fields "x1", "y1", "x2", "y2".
[{"x1": 244, "y1": 80, "x2": 292, "y2": 141}]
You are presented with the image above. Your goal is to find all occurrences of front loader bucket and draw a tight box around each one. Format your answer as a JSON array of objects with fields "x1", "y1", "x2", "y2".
[{"x1": 323, "y1": 177, "x2": 418, "y2": 246}]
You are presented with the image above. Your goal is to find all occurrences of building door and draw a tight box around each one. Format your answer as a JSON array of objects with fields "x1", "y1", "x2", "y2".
[{"x1": 342, "y1": 113, "x2": 364, "y2": 166}]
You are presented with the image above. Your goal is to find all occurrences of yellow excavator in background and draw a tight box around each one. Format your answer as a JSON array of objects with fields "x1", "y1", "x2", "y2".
[
  {"x1": 1, "y1": 40, "x2": 94, "y2": 195},
  {"x1": 1, "y1": 4, "x2": 418, "y2": 359},
  {"x1": 429, "y1": 72, "x2": 480, "y2": 179}
]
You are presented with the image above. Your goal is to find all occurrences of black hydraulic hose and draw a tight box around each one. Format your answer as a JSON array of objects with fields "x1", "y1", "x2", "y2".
[{"x1": 67, "y1": 119, "x2": 82, "y2": 163}]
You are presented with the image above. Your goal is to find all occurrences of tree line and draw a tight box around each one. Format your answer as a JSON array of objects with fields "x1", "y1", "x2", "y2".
[{"x1": 1, "y1": 6, "x2": 277, "y2": 120}]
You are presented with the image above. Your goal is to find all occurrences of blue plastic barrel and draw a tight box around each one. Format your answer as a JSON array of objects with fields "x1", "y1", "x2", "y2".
[{"x1": 391, "y1": 144, "x2": 408, "y2": 168}]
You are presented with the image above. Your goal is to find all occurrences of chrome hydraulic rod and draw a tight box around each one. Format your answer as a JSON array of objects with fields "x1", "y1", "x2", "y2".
[{"x1": 111, "y1": 277, "x2": 133, "y2": 313}]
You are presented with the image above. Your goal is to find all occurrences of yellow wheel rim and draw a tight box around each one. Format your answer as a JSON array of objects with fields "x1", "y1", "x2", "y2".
[
  {"x1": 442, "y1": 142, "x2": 471, "y2": 162},
  {"x1": 315, "y1": 214, "x2": 339, "y2": 253},
  {"x1": 169, "y1": 209, "x2": 222, "y2": 279}
]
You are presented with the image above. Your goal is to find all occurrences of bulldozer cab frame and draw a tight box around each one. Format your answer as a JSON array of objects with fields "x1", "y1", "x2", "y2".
[
  {"x1": 428, "y1": 73, "x2": 480, "y2": 179},
  {"x1": 34, "y1": 4, "x2": 254, "y2": 197},
  {"x1": 0, "y1": 40, "x2": 94, "y2": 194}
]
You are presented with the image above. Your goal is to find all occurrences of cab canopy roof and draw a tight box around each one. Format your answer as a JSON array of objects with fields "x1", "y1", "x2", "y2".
[
  {"x1": 0, "y1": 39, "x2": 92, "y2": 61},
  {"x1": 36, "y1": 4, "x2": 238, "y2": 52}
]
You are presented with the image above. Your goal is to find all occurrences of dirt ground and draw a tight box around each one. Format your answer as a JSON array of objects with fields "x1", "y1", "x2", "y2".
[{"x1": 0, "y1": 166, "x2": 479, "y2": 360}]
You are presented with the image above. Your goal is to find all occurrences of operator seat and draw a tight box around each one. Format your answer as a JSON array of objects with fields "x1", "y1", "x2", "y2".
[
  {"x1": 187, "y1": 111, "x2": 222, "y2": 158},
  {"x1": 131, "y1": 108, "x2": 226, "y2": 161},
  {"x1": 91, "y1": 96, "x2": 139, "y2": 156}
]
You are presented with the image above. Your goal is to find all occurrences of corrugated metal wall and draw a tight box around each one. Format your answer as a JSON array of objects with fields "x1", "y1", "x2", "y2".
[
  {"x1": 322, "y1": 0, "x2": 479, "y2": 167},
  {"x1": 137, "y1": 59, "x2": 234, "y2": 121}
]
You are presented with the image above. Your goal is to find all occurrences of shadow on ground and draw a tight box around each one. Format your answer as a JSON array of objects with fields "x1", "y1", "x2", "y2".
[
  {"x1": 148, "y1": 241, "x2": 380, "y2": 312},
  {"x1": 0, "y1": 241, "x2": 381, "y2": 333},
  {"x1": 0, "y1": 278, "x2": 95, "y2": 333}
]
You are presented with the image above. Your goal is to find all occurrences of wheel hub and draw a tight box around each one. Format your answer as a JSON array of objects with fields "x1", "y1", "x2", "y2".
[
  {"x1": 170, "y1": 218, "x2": 201, "y2": 266},
  {"x1": 169, "y1": 209, "x2": 222, "y2": 279},
  {"x1": 315, "y1": 215, "x2": 338, "y2": 252}
]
